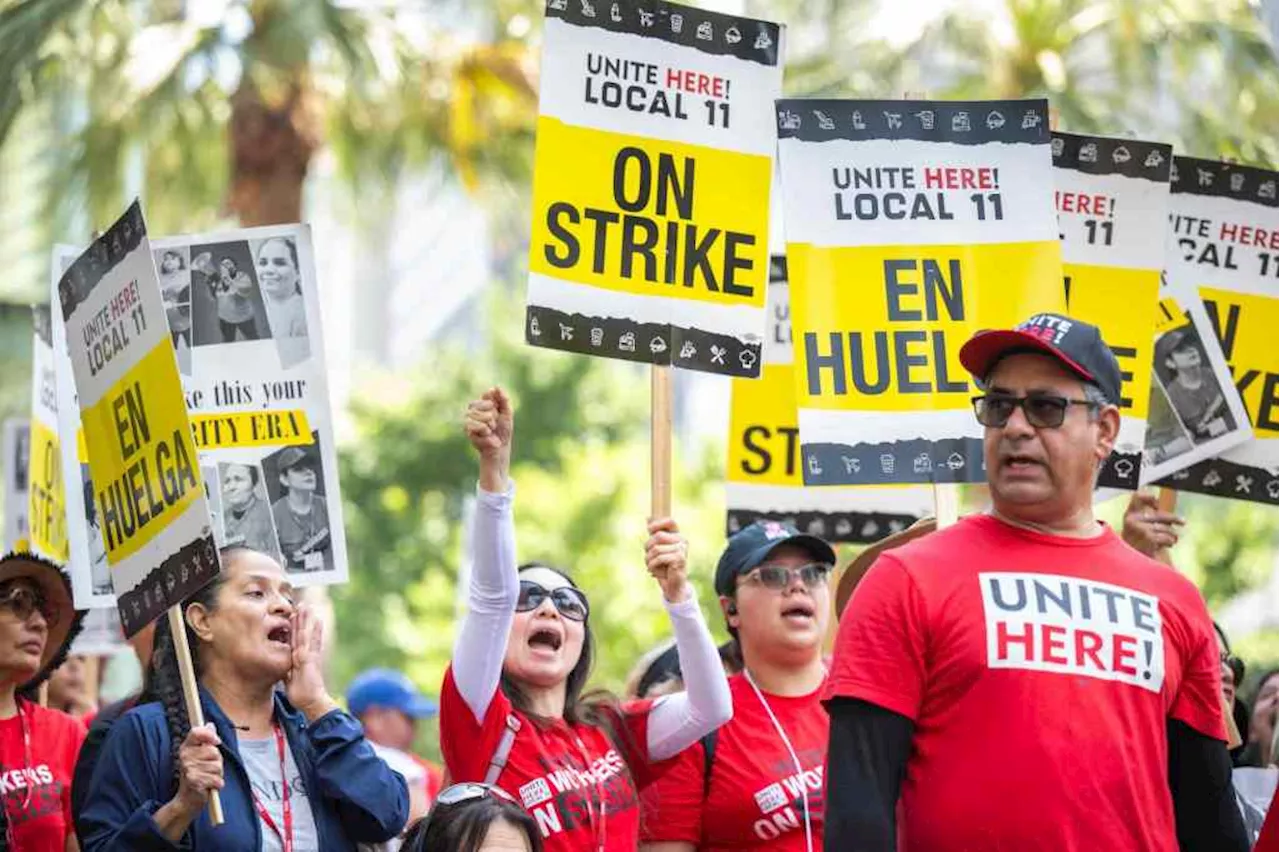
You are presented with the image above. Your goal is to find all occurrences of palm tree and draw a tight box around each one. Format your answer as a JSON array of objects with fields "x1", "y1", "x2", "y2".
[{"x1": 0, "y1": 0, "x2": 539, "y2": 237}]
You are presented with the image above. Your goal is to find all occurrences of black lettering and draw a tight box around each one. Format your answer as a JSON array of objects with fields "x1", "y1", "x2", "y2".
[
  {"x1": 779, "y1": 426, "x2": 800, "y2": 477},
  {"x1": 1109, "y1": 346, "x2": 1137, "y2": 409},
  {"x1": 619, "y1": 216, "x2": 658, "y2": 280},
  {"x1": 934, "y1": 331, "x2": 967, "y2": 393},
  {"x1": 850, "y1": 332, "x2": 890, "y2": 394},
  {"x1": 805, "y1": 333, "x2": 847, "y2": 396},
  {"x1": 924, "y1": 259, "x2": 965, "y2": 321},
  {"x1": 1256, "y1": 373, "x2": 1279, "y2": 432},
  {"x1": 1203, "y1": 299, "x2": 1240, "y2": 360},
  {"x1": 1033, "y1": 580, "x2": 1073, "y2": 617},
  {"x1": 989, "y1": 577, "x2": 1026, "y2": 611},
  {"x1": 682, "y1": 225, "x2": 720, "y2": 291},
  {"x1": 656, "y1": 153, "x2": 694, "y2": 219},
  {"x1": 893, "y1": 331, "x2": 930, "y2": 393},
  {"x1": 722, "y1": 232, "x2": 755, "y2": 297},
  {"x1": 741, "y1": 427, "x2": 771, "y2": 474},
  {"x1": 544, "y1": 203, "x2": 580, "y2": 268},
  {"x1": 582, "y1": 208, "x2": 619, "y2": 274},
  {"x1": 612, "y1": 147, "x2": 650, "y2": 212},
  {"x1": 884, "y1": 260, "x2": 920, "y2": 321}
]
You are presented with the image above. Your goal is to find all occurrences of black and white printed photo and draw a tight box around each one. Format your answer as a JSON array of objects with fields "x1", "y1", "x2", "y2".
[
  {"x1": 251, "y1": 236, "x2": 312, "y2": 369},
  {"x1": 1144, "y1": 325, "x2": 1238, "y2": 465},
  {"x1": 262, "y1": 437, "x2": 333, "y2": 574},
  {"x1": 81, "y1": 465, "x2": 111, "y2": 596},
  {"x1": 217, "y1": 460, "x2": 283, "y2": 563},
  {"x1": 155, "y1": 247, "x2": 194, "y2": 374},
  {"x1": 190, "y1": 241, "x2": 271, "y2": 345}
]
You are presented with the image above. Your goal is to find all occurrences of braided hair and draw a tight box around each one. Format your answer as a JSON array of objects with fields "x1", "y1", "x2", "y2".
[{"x1": 147, "y1": 547, "x2": 242, "y2": 787}]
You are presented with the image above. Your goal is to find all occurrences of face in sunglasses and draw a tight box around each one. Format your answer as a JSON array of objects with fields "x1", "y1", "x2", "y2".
[
  {"x1": 505, "y1": 568, "x2": 588, "y2": 689},
  {"x1": 972, "y1": 393, "x2": 1098, "y2": 429},
  {"x1": 0, "y1": 580, "x2": 52, "y2": 676},
  {"x1": 727, "y1": 546, "x2": 831, "y2": 654},
  {"x1": 738, "y1": 562, "x2": 832, "y2": 591}
]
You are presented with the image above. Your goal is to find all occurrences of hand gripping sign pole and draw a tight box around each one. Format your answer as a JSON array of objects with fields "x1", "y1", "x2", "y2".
[{"x1": 169, "y1": 604, "x2": 225, "y2": 823}]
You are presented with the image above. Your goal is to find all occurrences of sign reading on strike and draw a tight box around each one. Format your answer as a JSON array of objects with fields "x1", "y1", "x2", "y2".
[
  {"x1": 26, "y1": 306, "x2": 67, "y2": 561},
  {"x1": 1053, "y1": 132, "x2": 1172, "y2": 490},
  {"x1": 776, "y1": 99, "x2": 1065, "y2": 486},
  {"x1": 524, "y1": 0, "x2": 782, "y2": 376},
  {"x1": 55, "y1": 203, "x2": 219, "y2": 637},
  {"x1": 727, "y1": 257, "x2": 932, "y2": 541},
  {"x1": 1154, "y1": 158, "x2": 1279, "y2": 504}
]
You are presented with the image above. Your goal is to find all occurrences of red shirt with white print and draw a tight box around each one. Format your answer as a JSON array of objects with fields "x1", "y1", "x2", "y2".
[
  {"x1": 440, "y1": 667, "x2": 659, "y2": 852},
  {"x1": 640, "y1": 672, "x2": 826, "y2": 851},
  {"x1": 0, "y1": 701, "x2": 85, "y2": 850},
  {"x1": 826, "y1": 514, "x2": 1226, "y2": 852}
]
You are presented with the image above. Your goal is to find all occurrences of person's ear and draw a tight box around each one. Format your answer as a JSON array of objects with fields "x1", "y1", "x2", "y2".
[
  {"x1": 185, "y1": 603, "x2": 215, "y2": 644},
  {"x1": 719, "y1": 596, "x2": 739, "y2": 629},
  {"x1": 1096, "y1": 405, "x2": 1121, "y2": 460}
]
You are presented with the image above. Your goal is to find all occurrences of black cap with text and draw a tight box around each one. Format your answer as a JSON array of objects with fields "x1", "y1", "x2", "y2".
[{"x1": 959, "y1": 313, "x2": 1122, "y2": 405}]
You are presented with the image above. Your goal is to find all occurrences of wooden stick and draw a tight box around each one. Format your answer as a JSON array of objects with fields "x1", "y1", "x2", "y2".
[
  {"x1": 650, "y1": 365, "x2": 673, "y2": 519},
  {"x1": 167, "y1": 605, "x2": 224, "y2": 825},
  {"x1": 933, "y1": 482, "x2": 960, "y2": 529},
  {"x1": 1157, "y1": 487, "x2": 1178, "y2": 514}
]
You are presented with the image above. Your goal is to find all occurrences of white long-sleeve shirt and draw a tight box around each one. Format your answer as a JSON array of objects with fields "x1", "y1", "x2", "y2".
[{"x1": 451, "y1": 483, "x2": 732, "y2": 760}]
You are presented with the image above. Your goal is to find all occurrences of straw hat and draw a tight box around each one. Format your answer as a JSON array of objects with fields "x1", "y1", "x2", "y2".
[
  {"x1": 835, "y1": 518, "x2": 939, "y2": 618},
  {"x1": 0, "y1": 552, "x2": 86, "y2": 694}
]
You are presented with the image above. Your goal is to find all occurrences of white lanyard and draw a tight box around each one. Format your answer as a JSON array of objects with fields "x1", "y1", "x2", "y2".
[{"x1": 744, "y1": 670, "x2": 814, "y2": 852}]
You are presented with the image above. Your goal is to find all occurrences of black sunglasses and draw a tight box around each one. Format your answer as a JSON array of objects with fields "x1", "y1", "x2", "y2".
[
  {"x1": 972, "y1": 393, "x2": 1099, "y2": 429},
  {"x1": 739, "y1": 562, "x2": 831, "y2": 591},
  {"x1": 0, "y1": 581, "x2": 57, "y2": 624},
  {"x1": 517, "y1": 580, "x2": 589, "y2": 622},
  {"x1": 1220, "y1": 650, "x2": 1246, "y2": 688}
]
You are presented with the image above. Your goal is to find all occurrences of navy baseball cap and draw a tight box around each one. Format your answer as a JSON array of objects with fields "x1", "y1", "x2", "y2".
[
  {"x1": 714, "y1": 521, "x2": 837, "y2": 598},
  {"x1": 959, "y1": 312, "x2": 1122, "y2": 405},
  {"x1": 346, "y1": 669, "x2": 437, "y2": 718}
]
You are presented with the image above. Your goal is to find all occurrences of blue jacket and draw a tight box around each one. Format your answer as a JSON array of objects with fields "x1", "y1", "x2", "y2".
[{"x1": 78, "y1": 687, "x2": 409, "y2": 851}]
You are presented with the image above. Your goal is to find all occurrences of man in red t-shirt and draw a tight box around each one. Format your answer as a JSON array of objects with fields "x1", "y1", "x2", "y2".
[{"x1": 824, "y1": 313, "x2": 1249, "y2": 852}]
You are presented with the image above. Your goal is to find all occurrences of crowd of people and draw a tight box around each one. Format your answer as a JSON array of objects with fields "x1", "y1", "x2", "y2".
[{"x1": 1, "y1": 312, "x2": 1276, "y2": 851}]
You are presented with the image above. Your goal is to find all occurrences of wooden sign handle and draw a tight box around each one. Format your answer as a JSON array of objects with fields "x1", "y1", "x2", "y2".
[
  {"x1": 167, "y1": 605, "x2": 224, "y2": 826},
  {"x1": 1157, "y1": 487, "x2": 1178, "y2": 514},
  {"x1": 933, "y1": 482, "x2": 960, "y2": 529},
  {"x1": 651, "y1": 365, "x2": 673, "y2": 519}
]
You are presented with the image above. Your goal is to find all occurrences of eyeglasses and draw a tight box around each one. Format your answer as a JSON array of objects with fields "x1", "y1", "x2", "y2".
[
  {"x1": 434, "y1": 782, "x2": 518, "y2": 807},
  {"x1": 0, "y1": 582, "x2": 56, "y2": 624},
  {"x1": 517, "y1": 581, "x2": 590, "y2": 622},
  {"x1": 739, "y1": 562, "x2": 831, "y2": 591},
  {"x1": 972, "y1": 393, "x2": 1099, "y2": 429}
]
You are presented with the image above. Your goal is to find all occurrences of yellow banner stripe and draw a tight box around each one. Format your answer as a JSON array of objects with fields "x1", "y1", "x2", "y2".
[
  {"x1": 1064, "y1": 262, "x2": 1158, "y2": 418},
  {"x1": 189, "y1": 410, "x2": 313, "y2": 450}
]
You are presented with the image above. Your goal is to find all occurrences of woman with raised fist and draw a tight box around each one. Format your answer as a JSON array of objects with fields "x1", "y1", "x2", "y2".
[{"x1": 438, "y1": 387, "x2": 732, "y2": 852}]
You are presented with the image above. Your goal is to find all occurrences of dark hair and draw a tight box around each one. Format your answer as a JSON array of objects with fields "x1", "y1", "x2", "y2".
[
  {"x1": 223, "y1": 462, "x2": 260, "y2": 490},
  {"x1": 161, "y1": 250, "x2": 186, "y2": 271},
  {"x1": 402, "y1": 793, "x2": 542, "y2": 852},
  {"x1": 258, "y1": 237, "x2": 302, "y2": 295},
  {"x1": 148, "y1": 546, "x2": 245, "y2": 786},
  {"x1": 1214, "y1": 621, "x2": 1245, "y2": 688}
]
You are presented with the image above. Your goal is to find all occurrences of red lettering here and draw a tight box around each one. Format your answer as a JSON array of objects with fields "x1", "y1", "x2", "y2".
[
  {"x1": 1113, "y1": 634, "x2": 1139, "y2": 676},
  {"x1": 1041, "y1": 624, "x2": 1069, "y2": 665},
  {"x1": 665, "y1": 70, "x2": 726, "y2": 97},
  {"x1": 996, "y1": 621, "x2": 1035, "y2": 660},
  {"x1": 1074, "y1": 629, "x2": 1105, "y2": 670},
  {"x1": 1219, "y1": 223, "x2": 1279, "y2": 249}
]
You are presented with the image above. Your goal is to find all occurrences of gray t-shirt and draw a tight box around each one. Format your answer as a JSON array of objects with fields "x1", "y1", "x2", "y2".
[{"x1": 240, "y1": 734, "x2": 321, "y2": 851}]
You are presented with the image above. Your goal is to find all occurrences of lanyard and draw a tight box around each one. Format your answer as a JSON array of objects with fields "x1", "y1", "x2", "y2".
[
  {"x1": 744, "y1": 670, "x2": 814, "y2": 852},
  {"x1": 3, "y1": 701, "x2": 32, "y2": 850},
  {"x1": 249, "y1": 722, "x2": 293, "y2": 852}
]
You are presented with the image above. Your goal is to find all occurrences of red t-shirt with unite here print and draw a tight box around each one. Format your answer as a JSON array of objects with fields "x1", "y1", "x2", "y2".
[
  {"x1": 826, "y1": 514, "x2": 1226, "y2": 852},
  {"x1": 440, "y1": 667, "x2": 659, "y2": 852},
  {"x1": 0, "y1": 702, "x2": 85, "y2": 851}
]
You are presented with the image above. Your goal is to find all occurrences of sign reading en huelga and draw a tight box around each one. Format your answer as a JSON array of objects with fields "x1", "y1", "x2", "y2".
[
  {"x1": 524, "y1": 0, "x2": 783, "y2": 377},
  {"x1": 26, "y1": 307, "x2": 66, "y2": 560},
  {"x1": 776, "y1": 99, "x2": 1066, "y2": 486},
  {"x1": 55, "y1": 202, "x2": 219, "y2": 638},
  {"x1": 1154, "y1": 158, "x2": 1278, "y2": 504},
  {"x1": 727, "y1": 257, "x2": 932, "y2": 541},
  {"x1": 1053, "y1": 132, "x2": 1172, "y2": 490}
]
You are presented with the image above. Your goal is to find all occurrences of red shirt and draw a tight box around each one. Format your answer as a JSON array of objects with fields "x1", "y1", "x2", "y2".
[
  {"x1": 0, "y1": 702, "x2": 86, "y2": 850},
  {"x1": 827, "y1": 514, "x2": 1225, "y2": 852},
  {"x1": 1256, "y1": 790, "x2": 1277, "y2": 852},
  {"x1": 640, "y1": 673, "x2": 825, "y2": 850},
  {"x1": 440, "y1": 667, "x2": 658, "y2": 852}
]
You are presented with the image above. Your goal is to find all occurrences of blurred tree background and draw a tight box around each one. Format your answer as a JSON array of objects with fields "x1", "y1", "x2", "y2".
[{"x1": 1, "y1": 0, "x2": 1276, "y2": 760}]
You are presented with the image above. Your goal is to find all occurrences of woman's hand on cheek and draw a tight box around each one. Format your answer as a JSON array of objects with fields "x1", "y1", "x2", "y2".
[{"x1": 285, "y1": 605, "x2": 337, "y2": 721}]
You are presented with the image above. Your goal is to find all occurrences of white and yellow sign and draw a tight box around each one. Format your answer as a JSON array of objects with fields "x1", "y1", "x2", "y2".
[
  {"x1": 1155, "y1": 157, "x2": 1279, "y2": 503},
  {"x1": 525, "y1": 0, "x2": 782, "y2": 376},
  {"x1": 1053, "y1": 132, "x2": 1171, "y2": 489},
  {"x1": 25, "y1": 307, "x2": 66, "y2": 560},
  {"x1": 777, "y1": 99, "x2": 1066, "y2": 486},
  {"x1": 727, "y1": 258, "x2": 933, "y2": 540},
  {"x1": 55, "y1": 203, "x2": 218, "y2": 637}
]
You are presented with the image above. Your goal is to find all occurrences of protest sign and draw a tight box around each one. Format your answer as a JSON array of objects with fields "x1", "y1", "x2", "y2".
[
  {"x1": 25, "y1": 306, "x2": 68, "y2": 561},
  {"x1": 524, "y1": 0, "x2": 782, "y2": 376},
  {"x1": 71, "y1": 607, "x2": 126, "y2": 657},
  {"x1": 2, "y1": 419, "x2": 28, "y2": 551},
  {"x1": 55, "y1": 203, "x2": 219, "y2": 638},
  {"x1": 1053, "y1": 133, "x2": 1171, "y2": 490},
  {"x1": 52, "y1": 247, "x2": 116, "y2": 610},
  {"x1": 776, "y1": 99, "x2": 1066, "y2": 486},
  {"x1": 150, "y1": 224, "x2": 347, "y2": 583},
  {"x1": 1153, "y1": 158, "x2": 1279, "y2": 504},
  {"x1": 726, "y1": 256, "x2": 932, "y2": 541}
]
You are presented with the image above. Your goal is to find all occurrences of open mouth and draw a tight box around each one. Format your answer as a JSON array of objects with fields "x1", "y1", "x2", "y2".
[
  {"x1": 781, "y1": 601, "x2": 816, "y2": 623},
  {"x1": 528, "y1": 628, "x2": 563, "y2": 653},
  {"x1": 1002, "y1": 454, "x2": 1043, "y2": 471},
  {"x1": 267, "y1": 625, "x2": 292, "y2": 647}
]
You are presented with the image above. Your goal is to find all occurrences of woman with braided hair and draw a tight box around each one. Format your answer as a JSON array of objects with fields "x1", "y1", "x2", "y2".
[{"x1": 78, "y1": 546, "x2": 407, "y2": 850}]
